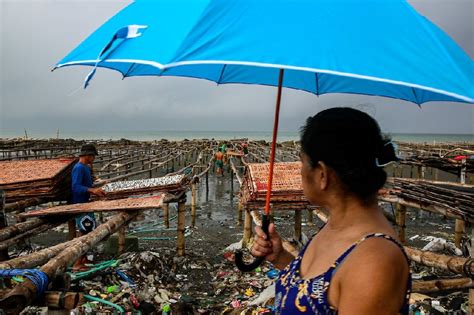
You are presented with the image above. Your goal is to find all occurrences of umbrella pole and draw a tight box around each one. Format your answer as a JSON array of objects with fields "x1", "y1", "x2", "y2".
[
  {"x1": 264, "y1": 69, "x2": 285, "y2": 216},
  {"x1": 234, "y1": 69, "x2": 284, "y2": 272}
]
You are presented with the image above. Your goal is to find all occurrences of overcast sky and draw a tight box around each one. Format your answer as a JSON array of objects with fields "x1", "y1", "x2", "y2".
[{"x1": 0, "y1": 0, "x2": 473, "y2": 138}]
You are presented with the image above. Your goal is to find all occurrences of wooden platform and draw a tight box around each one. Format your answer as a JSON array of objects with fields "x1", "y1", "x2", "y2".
[
  {"x1": 20, "y1": 195, "x2": 164, "y2": 218},
  {"x1": 239, "y1": 162, "x2": 312, "y2": 244}
]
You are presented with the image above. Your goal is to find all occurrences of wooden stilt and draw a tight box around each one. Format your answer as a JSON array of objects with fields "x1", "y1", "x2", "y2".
[
  {"x1": 191, "y1": 183, "x2": 197, "y2": 227},
  {"x1": 455, "y1": 219, "x2": 465, "y2": 248},
  {"x1": 457, "y1": 159, "x2": 467, "y2": 250},
  {"x1": 163, "y1": 203, "x2": 170, "y2": 228},
  {"x1": 0, "y1": 190, "x2": 9, "y2": 261},
  {"x1": 469, "y1": 226, "x2": 474, "y2": 315},
  {"x1": 243, "y1": 209, "x2": 252, "y2": 247},
  {"x1": 177, "y1": 200, "x2": 186, "y2": 256},
  {"x1": 118, "y1": 226, "x2": 126, "y2": 254},
  {"x1": 68, "y1": 219, "x2": 76, "y2": 240},
  {"x1": 230, "y1": 170, "x2": 234, "y2": 194},
  {"x1": 294, "y1": 210, "x2": 302, "y2": 242},
  {"x1": 237, "y1": 202, "x2": 243, "y2": 226},
  {"x1": 307, "y1": 207, "x2": 314, "y2": 226},
  {"x1": 396, "y1": 204, "x2": 407, "y2": 244}
]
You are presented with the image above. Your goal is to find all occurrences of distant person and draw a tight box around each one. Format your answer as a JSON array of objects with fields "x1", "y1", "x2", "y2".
[
  {"x1": 215, "y1": 148, "x2": 224, "y2": 176},
  {"x1": 242, "y1": 142, "x2": 249, "y2": 155},
  {"x1": 71, "y1": 143, "x2": 106, "y2": 270},
  {"x1": 251, "y1": 108, "x2": 410, "y2": 314}
]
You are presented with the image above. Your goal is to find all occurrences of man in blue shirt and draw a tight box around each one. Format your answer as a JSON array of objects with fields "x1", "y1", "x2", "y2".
[{"x1": 72, "y1": 143, "x2": 105, "y2": 270}]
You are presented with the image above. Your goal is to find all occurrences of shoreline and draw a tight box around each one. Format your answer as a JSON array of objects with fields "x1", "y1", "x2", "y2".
[{"x1": 1, "y1": 135, "x2": 473, "y2": 145}]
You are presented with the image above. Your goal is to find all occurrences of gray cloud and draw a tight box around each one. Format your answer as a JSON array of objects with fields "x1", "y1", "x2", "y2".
[{"x1": 1, "y1": 0, "x2": 473, "y2": 138}]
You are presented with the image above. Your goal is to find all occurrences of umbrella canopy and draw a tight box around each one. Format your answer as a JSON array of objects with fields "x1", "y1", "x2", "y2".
[
  {"x1": 56, "y1": 0, "x2": 474, "y2": 104},
  {"x1": 55, "y1": 0, "x2": 212, "y2": 86}
]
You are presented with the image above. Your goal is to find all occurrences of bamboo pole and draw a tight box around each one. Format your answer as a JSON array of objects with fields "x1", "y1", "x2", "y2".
[
  {"x1": 0, "y1": 239, "x2": 76, "y2": 269},
  {"x1": 0, "y1": 222, "x2": 61, "y2": 251},
  {"x1": 177, "y1": 200, "x2": 186, "y2": 256},
  {"x1": 163, "y1": 203, "x2": 170, "y2": 229},
  {"x1": 457, "y1": 159, "x2": 467, "y2": 251},
  {"x1": 307, "y1": 208, "x2": 314, "y2": 226},
  {"x1": 470, "y1": 226, "x2": 474, "y2": 315},
  {"x1": 243, "y1": 209, "x2": 253, "y2": 247},
  {"x1": 68, "y1": 219, "x2": 76, "y2": 240},
  {"x1": 294, "y1": 210, "x2": 302, "y2": 242},
  {"x1": 4, "y1": 198, "x2": 45, "y2": 213},
  {"x1": 118, "y1": 226, "x2": 126, "y2": 254},
  {"x1": 396, "y1": 204, "x2": 407, "y2": 245},
  {"x1": 237, "y1": 202, "x2": 243, "y2": 226},
  {"x1": 0, "y1": 218, "x2": 46, "y2": 242},
  {"x1": 0, "y1": 190, "x2": 8, "y2": 261},
  {"x1": 455, "y1": 219, "x2": 465, "y2": 248},
  {"x1": 44, "y1": 291, "x2": 84, "y2": 310},
  {"x1": 380, "y1": 195, "x2": 472, "y2": 223},
  {"x1": 191, "y1": 183, "x2": 197, "y2": 228},
  {"x1": 0, "y1": 211, "x2": 137, "y2": 313},
  {"x1": 412, "y1": 278, "x2": 473, "y2": 293},
  {"x1": 405, "y1": 247, "x2": 471, "y2": 275}
]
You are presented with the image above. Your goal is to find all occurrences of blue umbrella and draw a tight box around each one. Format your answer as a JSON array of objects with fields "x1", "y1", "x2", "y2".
[
  {"x1": 55, "y1": 0, "x2": 473, "y2": 104},
  {"x1": 55, "y1": 0, "x2": 474, "y2": 270}
]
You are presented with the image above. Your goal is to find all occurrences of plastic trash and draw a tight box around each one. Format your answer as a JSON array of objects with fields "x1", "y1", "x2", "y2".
[{"x1": 162, "y1": 304, "x2": 171, "y2": 315}]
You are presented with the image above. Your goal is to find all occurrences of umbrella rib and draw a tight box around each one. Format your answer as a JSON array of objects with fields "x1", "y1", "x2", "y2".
[
  {"x1": 122, "y1": 63, "x2": 137, "y2": 79},
  {"x1": 163, "y1": 60, "x2": 474, "y2": 103},
  {"x1": 216, "y1": 65, "x2": 227, "y2": 85},
  {"x1": 411, "y1": 87, "x2": 421, "y2": 106},
  {"x1": 315, "y1": 73, "x2": 320, "y2": 96}
]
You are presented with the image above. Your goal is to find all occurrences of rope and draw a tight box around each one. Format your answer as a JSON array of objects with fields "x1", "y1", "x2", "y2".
[{"x1": 0, "y1": 269, "x2": 49, "y2": 297}]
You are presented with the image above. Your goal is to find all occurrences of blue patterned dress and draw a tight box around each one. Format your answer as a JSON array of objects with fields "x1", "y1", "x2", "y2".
[{"x1": 275, "y1": 233, "x2": 411, "y2": 314}]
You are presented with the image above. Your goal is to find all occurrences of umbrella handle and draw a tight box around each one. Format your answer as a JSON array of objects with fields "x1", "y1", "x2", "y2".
[{"x1": 235, "y1": 214, "x2": 270, "y2": 272}]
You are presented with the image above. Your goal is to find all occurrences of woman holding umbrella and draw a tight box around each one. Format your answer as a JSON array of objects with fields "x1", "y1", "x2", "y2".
[{"x1": 251, "y1": 107, "x2": 411, "y2": 314}]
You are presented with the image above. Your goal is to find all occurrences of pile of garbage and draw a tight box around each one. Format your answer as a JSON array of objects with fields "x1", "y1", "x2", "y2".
[
  {"x1": 409, "y1": 292, "x2": 469, "y2": 314},
  {"x1": 18, "y1": 240, "x2": 471, "y2": 314},
  {"x1": 16, "y1": 245, "x2": 280, "y2": 314}
]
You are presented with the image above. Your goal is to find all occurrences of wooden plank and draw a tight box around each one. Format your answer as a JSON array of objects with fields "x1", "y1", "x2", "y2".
[{"x1": 20, "y1": 195, "x2": 163, "y2": 218}]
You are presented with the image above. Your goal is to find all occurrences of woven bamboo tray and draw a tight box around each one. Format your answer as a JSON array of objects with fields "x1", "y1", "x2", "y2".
[
  {"x1": 0, "y1": 158, "x2": 75, "y2": 185},
  {"x1": 20, "y1": 195, "x2": 164, "y2": 218},
  {"x1": 0, "y1": 158, "x2": 76, "y2": 202},
  {"x1": 100, "y1": 174, "x2": 189, "y2": 200},
  {"x1": 241, "y1": 162, "x2": 310, "y2": 207}
]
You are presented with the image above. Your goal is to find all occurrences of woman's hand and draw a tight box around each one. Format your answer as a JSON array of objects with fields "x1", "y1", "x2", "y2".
[{"x1": 251, "y1": 223, "x2": 283, "y2": 263}]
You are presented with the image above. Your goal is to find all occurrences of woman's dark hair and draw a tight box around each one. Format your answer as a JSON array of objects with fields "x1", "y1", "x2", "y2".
[{"x1": 300, "y1": 107, "x2": 398, "y2": 202}]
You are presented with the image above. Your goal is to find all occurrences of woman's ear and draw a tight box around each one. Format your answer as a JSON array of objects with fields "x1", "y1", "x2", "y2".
[{"x1": 317, "y1": 161, "x2": 329, "y2": 190}]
